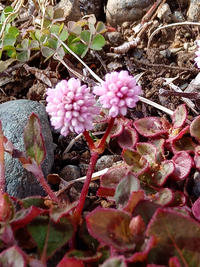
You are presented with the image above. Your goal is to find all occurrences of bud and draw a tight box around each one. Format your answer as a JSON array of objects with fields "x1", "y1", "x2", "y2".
[
  {"x1": 129, "y1": 215, "x2": 145, "y2": 236},
  {"x1": 0, "y1": 193, "x2": 14, "y2": 223}
]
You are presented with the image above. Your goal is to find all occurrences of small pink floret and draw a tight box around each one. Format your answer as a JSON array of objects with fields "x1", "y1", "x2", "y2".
[
  {"x1": 46, "y1": 78, "x2": 100, "y2": 136},
  {"x1": 93, "y1": 71, "x2": 142, "y2": 117},
  {"x1": 195, "y1": 41, "x2": 200, "y2": 68}
]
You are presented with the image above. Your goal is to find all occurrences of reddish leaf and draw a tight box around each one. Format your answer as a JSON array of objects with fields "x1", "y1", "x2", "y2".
[
  {"x1": 0, "y1": 246, "x2": 26, "y2": 267},
  {"x1": 192, "y1": 197, "x2": 200, "y2": 221},
  {"x1": 190, "y1": 115, "x2": 200, "y2": 142},
  {"x1": 0, "y1": 193, "x2": 15, "y2": 222},
  {"x1": 11, "y1": 206, "x2": 44, "y2": 231},
  {"x1": 133, "y1": 117, "x2": 166, "y2": 137},
  {"x1": 170, "y1": 191, "x2": 186, "y2": 207},
  {"x1": 24, "y1": 113, "x2": 46, "y2": 165},
  {"x1": 169, "y1": 256, "x2": 182, "y2": 267},
  {"x1": 117, "y1": 127, "x2": 138, "y2": 149},
  {"x1": 86, "y1": 208, "x2": 135, "y2": 251},
  {"x1": 110, "y1": 123, "x2": 124, "y2": 137},
  {"x1": 172, "y1": 104, "x2": 187, "y2": 129},
  {"x1": 97, "y1": 165, "x2": 128, "y2": 197},
  {"x1": 171, "y1": 151, "x2": 193, "y2": 180},
  {"x1": 123, "y1": 190, "x2": 144, "y2": 213},
  {"x1": 127, "y1": 236, "x2": 156, "y2": 263},
  {"x1": 172, "y1": 136, "x2": 196, "y2": 154},
  {"x1": 150, "y1": 137, "x2": 165, "y2": 163},
  {"x1": 115, "y1": 172, "x2": 140, "y2": 208},
  {"x1": 151, "y1": 188, "x2": 174, "y2": 206},
  {"x1": 153, "y1": 160, "x2": 174, "y2": 186},
  {"x1": 66, "y1": 250, "x2": 102, "y2": 263},
  {"x1": 56, "y1": 257, "x2": 84, "y2": 267},
  {"x1": 136, "y1": 143, "x2": 157, "y2": 166},
  {"x1": 166, "y1": 125, "x2": 189, "y2": 143},
  {"x1": 147, "y1": 208, "x2": 200, "y2": 266},
  {"x1": 100, "y1": 256, "x2": 127, "y2": 267},
  {"x1": 132, "y1": 200, "x2": 162, "y2": 226},
  {"x1": 122, "y1": 149, "x2": 148, "y2": 176},
  {"x1": 97, "y1": 187, "x2": 115, "y2": 197}
]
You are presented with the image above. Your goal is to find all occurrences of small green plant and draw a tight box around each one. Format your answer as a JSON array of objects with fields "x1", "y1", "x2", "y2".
[{"x1": 0, "y1": 6, "x2": 106, "y2": 62}]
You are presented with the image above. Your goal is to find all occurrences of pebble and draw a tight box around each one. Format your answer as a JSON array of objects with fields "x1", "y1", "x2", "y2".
[
  {"x1": 0, "y1": 100, "x2": 54, "y2": 199},
  {"x1": 56, "y1": 0, "x2": 81, "y2": 22},
  {"x1": 59, "y1": 165, "x2": 81, "y2": 181},
  {"x1": 106, "y1": 0, "x2": 152, "y2": 27},
  {"x1": 187, "y1": 0, "x2": 200, "y2": 21},
  {"x1": 95, "y1": 155, "x2": 122, "y2": 171}
]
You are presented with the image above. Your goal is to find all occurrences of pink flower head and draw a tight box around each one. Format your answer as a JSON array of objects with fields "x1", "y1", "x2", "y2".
[
  {"x1": 46, "y1": 78, "x2": 100, "y2": 136},
  {"x1": 93, "y1": 71, "x2": 142, "y2": 117},
  {"x1": 195, "y1": 40, "x2": 200, "y2": 68}
]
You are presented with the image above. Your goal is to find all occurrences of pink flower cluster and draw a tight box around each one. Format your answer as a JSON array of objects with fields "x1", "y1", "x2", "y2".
[
  {"x1": 46, "y1": 78, "x2": 100, "y2": 136},
  {"x1": 195, "y1": 40, "x2": 200, "y2": 68},
  {"x1": 93, "y1": 71, "x2": 142, "y2": 117}
]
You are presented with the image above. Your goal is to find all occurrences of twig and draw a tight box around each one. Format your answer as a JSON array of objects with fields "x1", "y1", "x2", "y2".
[{"x1": 147, "y1": 21, "x2": 200, "y2": 49}]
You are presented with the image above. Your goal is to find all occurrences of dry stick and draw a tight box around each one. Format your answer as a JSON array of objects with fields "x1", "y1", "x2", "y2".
[
  {"x1": 53, "y1": 34, "x2": 175, "y2": 117},
  {"x1": 147, "y1": 21, "x2": 200, "y2": 49}
]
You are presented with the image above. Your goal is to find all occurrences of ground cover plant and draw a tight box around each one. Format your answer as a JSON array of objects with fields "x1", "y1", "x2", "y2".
[{"x1": 1, "y1": 0, "x2": 200, "y2": 266}]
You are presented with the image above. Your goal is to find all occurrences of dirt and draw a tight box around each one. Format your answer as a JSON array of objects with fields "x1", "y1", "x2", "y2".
[{"x1": 1, "y1": 0, "x2": 200, "y2": 181}]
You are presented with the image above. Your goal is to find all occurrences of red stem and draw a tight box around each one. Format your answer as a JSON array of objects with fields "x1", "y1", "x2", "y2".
[
  {"x1": 73, "y1": 151, "x2": 98, "y2": 224},
  {"x1": 83, "y1": 130, "x2": 95, "y2": 150},
  {"x1": 98, "y1": 117, "x2": 115, "y2": 149}
]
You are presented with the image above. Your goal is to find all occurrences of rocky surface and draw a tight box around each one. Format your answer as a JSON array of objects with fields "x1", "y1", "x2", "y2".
[
  {"x1": 0, "y1": 100, "x2": 54, "y2": 199},
  {"x1": 106, "y1": 0, "x2": 152, "y2": 27},
  {"x1": 56, "y1": 0, "x2": 82, "y2": 22}
]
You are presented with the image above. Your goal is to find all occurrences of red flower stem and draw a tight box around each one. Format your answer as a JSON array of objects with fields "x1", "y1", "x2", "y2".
[
  {"x1": 0, "y1": 122, "x2": 5, "y2": 198},
  {"x1": 28, "y1": 163, "x2": 62, "y2": 205},
  {"x1": 98, "y1": 117, "x2": 115, "y2": 149},
  {"x1": 83, "y1": 130, "x2": 95, "y2": 150},
  {"x1": 73, "y1": 151, "x2": 98, "y2": 224}
]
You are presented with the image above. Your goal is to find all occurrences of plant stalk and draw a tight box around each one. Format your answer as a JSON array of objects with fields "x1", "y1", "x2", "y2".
[{"x1": 73, "y1": 151, "x2": 98, "y2": 224}]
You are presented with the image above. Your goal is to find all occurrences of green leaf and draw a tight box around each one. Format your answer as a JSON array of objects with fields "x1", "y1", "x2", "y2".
[
  {"x1": 41, "y1": 46, "x2": 55, "y2": 60},
  {"x1": 90, "y1": 34, "x2": 105, "y2": 50},
  {"x1": 16, "y1": 50, "x2": 29, "y2": 62},
  {"x1": 24, "y1": 113, "x2": 46, "y2": 165},
  {"x1": 0, "y1": 58, "x2": 16, "y2": 72},
  {"x1": 27, "y1": 216, "x2": 74, "y2": 259},
  {"x1": 80, "y1": 30, "x2": 91, "y2": 44},
  {"x1": 48, "y1": 38, "x2": 58, "y2": 49},
  {"x1": 68, "y1": 43, "x2": 88, "y2": 55},
  {"x1": 8, "y1": 26, "x2": 19, "y2": 37},
  {"x1": 50, "y1": 25, "x2": 60, "y2": 35},
  {"x1": 3, "y1": 33, "x2": 16, "y2": 46},
  {"x1": 54, "y1": 8, "x2": 64, "y2": 20},
  {"x1": 96, "y1": 21, "x2": 107, "y2": 34},
  {"x1": 29, "y1": 40, "x2": 39, "y2": 50}
]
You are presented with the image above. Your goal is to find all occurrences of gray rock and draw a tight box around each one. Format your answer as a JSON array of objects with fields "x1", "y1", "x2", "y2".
[
  {"x1": 106, "y1": 0, "x2": 152, "y2": 27},
  {"x1": 60, "y1": 165, "x2": 81, "y2": 181},
  {"x1": 0, "y1": 100, "x2": 54, "y2": 199},
  {"x1": 187, "y1": 0, "x2": 200, "y2": 21}
]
